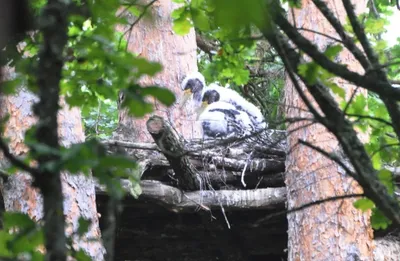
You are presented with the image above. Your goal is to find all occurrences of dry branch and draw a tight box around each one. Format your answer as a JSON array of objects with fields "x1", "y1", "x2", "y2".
[
  {"x1": 146, "y1": 116, "x2": 200, "y2": 191},
  {"x1": 96, "y1": 180, "x2": 286, "y2": 212}
]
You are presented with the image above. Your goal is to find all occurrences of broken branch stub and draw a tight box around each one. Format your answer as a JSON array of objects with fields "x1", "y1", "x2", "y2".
[{"x1": 146, "y1": 116, "x2": 200, "y2": 191}]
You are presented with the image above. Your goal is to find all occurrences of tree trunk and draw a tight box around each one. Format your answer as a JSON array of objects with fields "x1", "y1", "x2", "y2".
[
  {"x1": 285, "y1": 1, "x2": 374, "y2": 260},
  {"x1": 0, "y1": 68, "x2": 104, "y2": 260},
  {"x1": 116, "y1": 0, "x2": 201, "y2": 142}
]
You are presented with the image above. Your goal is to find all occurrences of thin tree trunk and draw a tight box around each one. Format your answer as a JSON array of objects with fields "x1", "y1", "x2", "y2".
[
  {"x1": 285, "y1": 0, "x2": 374, "y2": 260},
  {"x1": 0, "y1": 69, "x2": 105, "y2": 260},
  {"x1": 117, "y1": 0, "x2": 201, "y2": 142}
]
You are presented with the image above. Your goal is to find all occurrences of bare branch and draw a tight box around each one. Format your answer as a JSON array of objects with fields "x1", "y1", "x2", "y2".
[
  {"x1": 345, "y1": 113, "x2": 393, "y2": 126},
  {"x1": 271, "y1": 9, "x2": 400, "y2": 100},
  {"x1": 298, "y1": 139, "x2": 355, "y2": 176},
  {"x1": 262, "y1": 21, "x2": 400, "y2": 225},
  {"x1": 0, "y1": 138, "x2": 39, "y2": 176},
  {"x1": 253, "y1": 193, "x2": 364, "y2": 227},
  {"x1": 96, "y1": 180, "x2": 287, "y2": 212},
  {"x1": 296, "y1": 27, "x2": 343, "y2": 43},
  {"x1": 146, "y1": 116, "x2": 200, "y2": 190},
  {"x1": 311, "y1": 0, "x2": 370, "y2": 69}
]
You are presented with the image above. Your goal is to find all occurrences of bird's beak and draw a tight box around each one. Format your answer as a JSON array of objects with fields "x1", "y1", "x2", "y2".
[
  {"x1": 179, "y1": 90, "x2": 192, "y2": 109},
  {"x1": 195, "y1": 102, "x2": 208, "y2": 120}
]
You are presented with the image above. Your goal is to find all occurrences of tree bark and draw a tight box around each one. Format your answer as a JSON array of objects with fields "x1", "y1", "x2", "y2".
[
  {"x1": 0, "y1": 69, "x2": 104, "y2": 260},
  {"x1": 117, "y1": 0, "x2": 201, "y2": 142},
  {"x1": 285, "y1": 1, "x2": 374, "y2": 260}
]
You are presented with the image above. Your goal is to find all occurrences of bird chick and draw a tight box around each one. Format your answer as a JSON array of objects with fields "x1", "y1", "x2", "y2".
[
  {"x1": 179, "y1": 71, "x2": 206, "y2": 108},
  {"x1": 201, "y1": 87, "x2": 267, "y2": 132}
]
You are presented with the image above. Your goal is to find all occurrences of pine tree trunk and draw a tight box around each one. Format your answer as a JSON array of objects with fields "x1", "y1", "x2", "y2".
[
  {"x1": 117, "y1": 0, "x2": 201, "y2": 142},
  {"x1": 0, "y1": 68, "x2": 105, "y2": 260},
  {"x1": 285, "y1": 0, "x2": 374, "y2": 260}
]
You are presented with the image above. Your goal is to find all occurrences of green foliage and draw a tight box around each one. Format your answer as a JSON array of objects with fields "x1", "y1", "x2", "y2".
[
  {"x1": 179, "y1": 0, "x2": 399, "y2": 231},
  {"x1": 355, "y1": 195, "x2": 394, "y2": 230},
  {"x1": 0, "y1": 0, "x2": 399, "y2": 259},
  {"x1": 353, "y1": 198, "x2": 375, "y2": 211},
  {"x1": 77, "y1": 217, "x2": 92, "y2": 237},
  {"x1": 0, "y1": 213, "x2": 44, "y2": 260},
  {"x1": 82, "y1": 99, "x2": 118, "y2": 139},
  {"x1": 371, "y1": 208, "x2": 392, "y2": 230},
  {"x1": 171, "y1": 0, "x2": 285, "y2": 127}
]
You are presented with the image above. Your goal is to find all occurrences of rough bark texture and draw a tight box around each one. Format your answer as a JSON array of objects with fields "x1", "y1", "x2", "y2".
[
  {"x1": 146, "y1": 115, "x2": 200, "y2": 190},
  {"x1": 285, "y1": 1, "x2": 374, "y2": 260},
  {"x1": 96, "y1": 180, "x2": 286, "y2": 212},
  {"x1": 117, "y1": 0, "x2": 201, "y2": 142},
  {"x1": 0, "y1": 70, "x2": 104, "y2": 260}
]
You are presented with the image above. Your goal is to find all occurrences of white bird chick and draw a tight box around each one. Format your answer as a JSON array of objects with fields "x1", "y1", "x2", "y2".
[
  {"x1": 179, "y1": 71, "x2": 206, "y2": 108},
  {"x1": 201, "y1": 86, "x2": 267, "y2": 132},
  {"x1": 197, "y1": 101, "x2": 253, "y2": 138}
]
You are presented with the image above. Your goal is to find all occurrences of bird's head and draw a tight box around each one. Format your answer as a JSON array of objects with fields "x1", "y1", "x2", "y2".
[
  {"x1": 179, "y1": 72, "x2": 205, "y2": 108},
  {"x1": 195, "y1": 89, "x2": 221, "y2": 119}
]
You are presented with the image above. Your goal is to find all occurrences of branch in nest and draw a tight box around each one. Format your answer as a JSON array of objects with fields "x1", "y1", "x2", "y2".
[
  {"x1": 146, "y1": 116, "x2": 200, "y2": 191},
  {"x1": 96, "y1": 180, "x2": 286, "y2": 213},
  {"x1": 191, "y1": 155, "x2": 284, "y2": 174}
]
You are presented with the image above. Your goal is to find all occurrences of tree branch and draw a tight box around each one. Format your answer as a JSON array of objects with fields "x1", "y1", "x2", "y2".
[
  {"x1": 0, "y1": 138, "x2": 40, "y2": 176},
  {"x1": 253, "y1": 193, "x2": 364, "y2": 227},
  {"x1": 271, "y1": 9, "x2": 400, "y2": 100},
  {"x1": 345, "y1": 114, "x2": 393, "y2": 127},
  {"x1": 262, "y1": 23, "x2": 400, "y2": 226},
  {"x1": 146, "y1": 116, "x2": 200, "y2": 191},
  {"x1": 341, "y1": 0, "x2": 378, "y2": 67},
  {"x1": 96, "y1": 180, "x2": 286, "y2": 212},
  {"x1": 296, "y1": 27, "x2": 343, "y2": 44},
  {"x1": 311, "y1": 0, "x2": 370, "y2": 69}
]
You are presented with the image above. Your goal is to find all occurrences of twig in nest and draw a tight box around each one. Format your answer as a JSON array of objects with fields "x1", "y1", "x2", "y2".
[{"x1": 241, "y1": 151, "x2": 254, "y2": 187}]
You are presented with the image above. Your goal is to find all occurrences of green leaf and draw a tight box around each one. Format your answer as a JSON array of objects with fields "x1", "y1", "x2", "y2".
[
  {"x1": 60, "y1": 140, "x2": 101, "y2": 174},
  {"x1": 3, "y1": 212, "x2": 36, "y2": 231},
  {"x1": 192, "y1": 10, "x2": 210, "y2": 31},
  {"x1": 371, "y1": 208, "x2": 391, "y2": 230},
  {"x1": 128, "y1": 5, "x2": 142, "y2": 17},
  {"x1": 298, "y1": 62, "x2": 319, "y2": 84},
  {"x1": 171, "y1": 6, "x2": 186, "y2": 19},
  {"x1": 1, "y1": 78, "x2": 24, "y2": 95},
  {"x1": 378, "y1": 169, "x2": 395, "y2": 195},
  {"x1": 232, "y1": 69, "x2": 250, "y2": 85},
  {"x1": 77, "y1": 217, "x2": 92, "y2": 237},
  {"x1": 172, "y1": 17, "x2": 192, "y2": 35},
  {"x1": 375, "y1": 40, "x2": 388, "y2": 52},
  {"x1": 351, "y1": 95, "x2": 367, "y2": 114},
  {"x1": 129, "y1": 179, "x2": 142, "y2": 199},
  {"x1": 326, "y1": 82, "x2": 346, "y2": 100},
  {"x1": 324, "y1": 45, "x2": 343, "y2": 60},
  {"x1": 132, "y1": 57, "x2": 163, "y2": 77},
  {"x1": 365, "y1": 18, "x2": 386, "y2": 34},
  {"x1": 31, "y1": 251, "x2": 45, "y2": 261},
  {"x1": 9, "y1": 229, "x2": 44, "y2": 254},
  {"x1": 74, "y1": 249, "x2": 92, "y2": 261},
  {"x1": 140, "y1": 86, "x2": 176, "y2": 106},
  {"x1": 353, "y1": 198, "x2": 375, "y2": 211},
  {"x1": 0, "y1": 231, "x2": 13, "y2": 257},
  {"x1": 191, "y1": 0, "x2": 204, "y2": 8},
  {"x1": 372, "y1": 152, "x2": 382, "y2": 169},
  {"x1": 99, "y1": 155, "x2": 137, "y2": 170}
]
